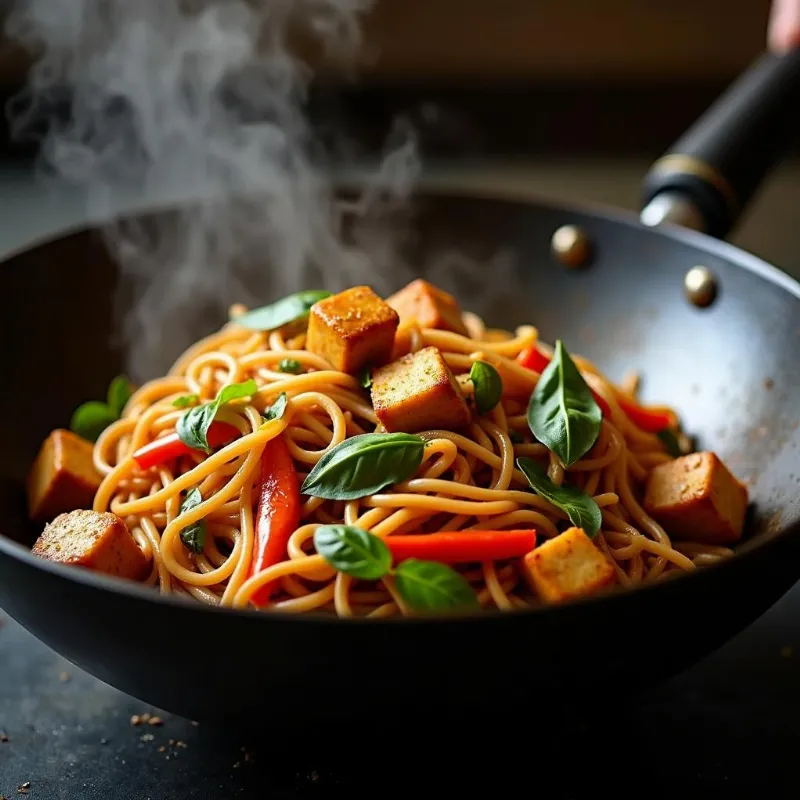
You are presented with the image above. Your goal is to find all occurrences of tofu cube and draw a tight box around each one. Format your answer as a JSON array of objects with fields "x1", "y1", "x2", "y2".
[
  {"x1": 371, "y1": 346, "x2": 472, "y2": 433},
  {"x1": 26, "y1": 429, "x2": 102, "y2": 523},
  {"x1": 522, "y1": 527, "x2": 615, "y2": 604},
  {"x1": 32, "y1": 509, "x2": 149, "y2": 581},
  {"x1": 306, "y1": 286, "x2": 399, "y2": 374},
  {"x1": 386, "y1": 279, "x2": 469, "y2": 336},
  {"x1": 643, "y1": 451, "x2": 748, "y2": 545}
]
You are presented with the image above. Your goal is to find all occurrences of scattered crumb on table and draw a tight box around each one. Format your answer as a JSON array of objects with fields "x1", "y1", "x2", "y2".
[
  {"x1": 58, "y1": 671, "x2": 71, "y2": 682},
  {"x1": 0, "y1": 732, "x2": 8, "y2": 743}
]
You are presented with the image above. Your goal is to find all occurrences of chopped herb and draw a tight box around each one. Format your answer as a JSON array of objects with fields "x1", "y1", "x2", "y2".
[
  {"x1": 657, "y1": 427, "x2": 683, "y2": 458},
  {"x1": 278, "y1": 358, "x2": 304, "y2": 374},
  {"x1": 358, "y1": 366, "x2": 373, "y2": 390},
  {"x1": 178, "y1": 489, "x2": 206, "y2": 554},
  {"x1": 509, "y1": 430, "x2": 525, "y2": 444},
  {"x1": 469, "y1": 360, "x2": 503, "y2": 414},
  {"x1": 176, "y1": 379, "x2": 257, "y2": 452},
  {"x1": 301, "y1": 433, "x2": 424, "y2": 500},
  {"x1": 526, "y1": 340, "x2": 601, "y2": 467},
  {"x1": 70, "y1": 374, "x2": 133, "y2": 442},
  {"x1": 235, "y1": 290, "x2": 331, "y2": 332},
  {"x1": 172, "y1": 394, "x2": 199, "y2": 408},
  {"x1": 263, "y1": 393, "x2": 288, "y2": 422}
]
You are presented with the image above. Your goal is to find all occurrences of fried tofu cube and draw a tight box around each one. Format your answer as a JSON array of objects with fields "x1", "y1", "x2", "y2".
[
  {"x1": 522, "y1": 527, "x2": 615, "y2": 604},
  {"x1": 32, "y1": 510, "x2": 149, "y2": 581},
  {"x1": 370, "y1": 346, "x2": 471, "y2": 433},
  {"x1": 26, "y1": 429, "x2": 102, "y2": 523},
  {"x1": 386, "y1": 279, "x2": 469, "y2": 336},
  {"x1": 643, "y1": 451, "x2": 748, "y2": 545},
  {"x1": 306, "y1": 286, "x2": 399, "y2": 374}
]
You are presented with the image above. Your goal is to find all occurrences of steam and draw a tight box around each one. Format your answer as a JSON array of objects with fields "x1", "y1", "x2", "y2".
[{"x1": 5, "y1": 0, "x2": 423, "y2": 379}]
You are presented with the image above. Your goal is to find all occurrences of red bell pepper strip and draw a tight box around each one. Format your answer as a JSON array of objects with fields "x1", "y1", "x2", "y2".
[
  {"x1": 386, "y1": 529, "x2": 536, "y2": 564},
  {"x1": 131, "y1": 421, "x2": 239, "y2": 470},
  {"x1": 516, "y1": 348, "x2": 670, "y2": 431},
  {"x1": 247, "y1": 434, "x2": 300, "y2": 606},
  {"x1": 613, "y1": 394, "x2": 673, "y2": 433}
]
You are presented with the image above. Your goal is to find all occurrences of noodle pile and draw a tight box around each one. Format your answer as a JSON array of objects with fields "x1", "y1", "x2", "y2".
[{"x1": 91, "y1": 306, "x2": 735, "y2": 616}]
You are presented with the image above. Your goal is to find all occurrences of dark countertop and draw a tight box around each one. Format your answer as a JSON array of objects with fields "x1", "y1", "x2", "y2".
[
  {"x1": 2, "y1": 158, "x2": 800, "y2": 797},
  {"x1": 2, "y1": 592, "x2": 800, "y2": 798}
]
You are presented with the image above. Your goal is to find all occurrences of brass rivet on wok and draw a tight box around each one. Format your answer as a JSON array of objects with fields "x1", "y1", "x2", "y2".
[
  {"x1": 551, "y1": 225, "x2": 591, "y2": 268},
  {"x1": 684, "y1": 265, "x2": 717, "y2": 307}
]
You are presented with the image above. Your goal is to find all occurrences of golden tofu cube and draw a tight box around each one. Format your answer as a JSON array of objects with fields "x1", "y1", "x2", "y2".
[
  {"x1": 643, "y1": 451, "x2": 748, "y2": 545},
  {"x1": 386, "y1": 279, "x2": 469, "y2": 336},
  {"x1": 306, "y1": 286, "x2": 399, "y2": 374},
  {"x1": 370, "y1": 346, "x2": 471, "y2": 433},
  {"x1": 33, "y1": 510, "x2": 149, "y2": 581},
  {"x1": 26, "y1": 429, "x2": 102, "y2": 523},
  {"x1": 522, "y1": 527, "x2": 615, "y2": 604}
]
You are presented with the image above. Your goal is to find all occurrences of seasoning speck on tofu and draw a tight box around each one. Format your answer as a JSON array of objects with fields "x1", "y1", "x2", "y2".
[
  {"x1": 306, "y1": 286, "x2": 399, "y2": 374},
  {"x1": 370, "y1": 346, "x2": 471, "y2": 433},
  {"x1": 643, "y1": 451, "x2": 748, "y2": 545}
]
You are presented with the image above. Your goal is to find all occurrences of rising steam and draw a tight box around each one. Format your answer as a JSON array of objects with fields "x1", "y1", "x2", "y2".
[{"x1": 5, "y1": 0, "x2": 425, "y2": 379}]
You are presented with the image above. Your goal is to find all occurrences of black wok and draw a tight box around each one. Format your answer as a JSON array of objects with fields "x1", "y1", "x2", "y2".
[{"x1": 1, "y1": 51, "x2": 800, "y2": 732}]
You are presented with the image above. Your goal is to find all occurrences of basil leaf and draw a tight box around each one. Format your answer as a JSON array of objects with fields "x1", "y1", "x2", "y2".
[
  {"x1": 178, "y1": 488, "x2": 206, "y2": 554},
  {"x1": 469, "y1": 360, "x2": 503, "y2": 414},
  {"x1": 278, "y1": 358, "x2": 303, "y2": 374},
  {"x1": 235, "y1": 290, "x2": 331, "y2": 332},
  {"x1": 657, "y1": 428, "x2": 683, "y2": 458},
  {"x1": 176, "y1": 379, "x2": 257, "y2": 453},
  {"x1": 106, "y1": 375, "x2": 133, "y2": 418},
  {"x1": 517, "y1": 457, "x2": 602, "y2": 537},
  {"x1": 394, "y1": 559, "x2": 479, "y2": 612},
  {"x1": 358, "y1": 366, "x2": 373, "y2": 390},
  {"x1": 70, "y1": 401, "x2": 117, "y2": 443},
  {"x1": 526, "y1": 340, "x2": 601, "y2": 467},
  {"x1": 313, "y1": 525, "x2": 392, "y2": 580},
  {"x1": 301, "y1": 433, "x2": 424, "y2": 500},
  {"x1": 263, "y1": 392, "x2": 288, "y2": 421},
  {"x1": 172, "y1": 394, "x2": 199, "y2": 408}
]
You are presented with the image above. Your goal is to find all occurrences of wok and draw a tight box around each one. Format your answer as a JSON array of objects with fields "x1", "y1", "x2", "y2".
[{"x1": 1, "y1": 51, "x2": 800, "y2": 732}]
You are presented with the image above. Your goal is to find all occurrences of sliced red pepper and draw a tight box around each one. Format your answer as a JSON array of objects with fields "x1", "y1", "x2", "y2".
[
  {"x1": 386, "y1": 529, "x2": 536, "y2": 564},
  {"x1": 516, "y1": 348, "x2": 671, "y2": 431},
  {"x1": 247, "y1": 434, "x2": 300, "y2": 606},
  {"x1": 131, "y1": 421, "x2": 239, "y2": 470},
  {"x1": 516, "y1": 346, "x2": 551, "y2": 373},
  {"x1": 614, "y1": 394, "x2": 673, "y2": 433}
]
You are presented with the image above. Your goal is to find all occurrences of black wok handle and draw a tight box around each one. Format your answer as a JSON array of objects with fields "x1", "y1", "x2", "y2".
[{"x1": 640, "y1": 49, "x2": 800, "y2": 238}]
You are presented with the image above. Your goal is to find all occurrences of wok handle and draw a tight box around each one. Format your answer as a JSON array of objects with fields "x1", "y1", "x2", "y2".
[{"x1": 640, "y1": 48, "x2": 800, "y2": 238}]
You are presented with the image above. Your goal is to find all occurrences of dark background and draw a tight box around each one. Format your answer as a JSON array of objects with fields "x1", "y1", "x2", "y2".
[{"x1": 1, "y1": 0, "x2": 800, "y2": 796}]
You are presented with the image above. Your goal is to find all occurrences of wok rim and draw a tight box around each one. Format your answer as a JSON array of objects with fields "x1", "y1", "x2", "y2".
[{"x1": 2, "y1": 186, "x2": 800, "y2": 628}]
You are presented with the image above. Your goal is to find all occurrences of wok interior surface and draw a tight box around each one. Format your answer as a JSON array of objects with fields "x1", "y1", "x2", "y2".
[{"x1": 2, "y1": 191, "x2": 800, "y2": 726}]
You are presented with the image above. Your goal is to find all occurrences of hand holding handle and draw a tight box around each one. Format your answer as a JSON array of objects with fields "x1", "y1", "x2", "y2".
[{"x1": 641, "y1": 49, "x2": 800, "y2": 239}]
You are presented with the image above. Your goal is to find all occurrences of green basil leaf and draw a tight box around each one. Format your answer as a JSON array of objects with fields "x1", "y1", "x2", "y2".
[
  {"x1": 301, "y1": 433, "x2": 424, "y2": 500},
  {"x1": 526, "y1": 339, "x2": 601, "y2": 467},
  {"x1": 278, "y1": 358, "x2": 304, "y2": 374},
  {"x1": 517, "y1": 457, "x2": 602, "y2": 537},
  {"x1": 176, "y1": 379, "x2": 257, "y2": 453},
  {"x1": 235, "y1": 290, "x2": 331, "y2": 332},
  {"x1": 313, "y1": 525, "x2": 392, "y2": 580},
  {"x1": 172, "y1": 394, "x2": 199, "y2": 408},
  {"x1": 106, "y1": 375, "x2": 133, "y2": 418},
  {"x1": 178, "y1": 488, "x2": 207, "y2": 554},
  {"x1": 69, "y1": 401, "x2": 117, "y2": 443},
  {"x1": 394, "y1": 559, "x2": 479, "y2": 612},
  {"x1": 358, "y1": 366, "x2": 373, "y2": 390},
  {"x1": 469, "y1": 360, "x2": 503, "y2": 414},
  {"x1": 509, "y1": 430, "x2": 524, "y2": 444},
  {"x1": 263, "y1": 392, "x2": 288, "y2": 421},
  {"x1": 657, "y1": 428, "x2": 684, "y2": 458}
]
